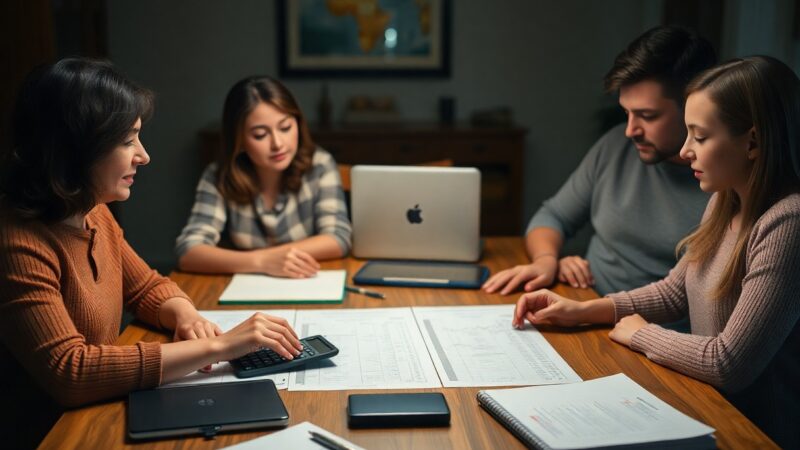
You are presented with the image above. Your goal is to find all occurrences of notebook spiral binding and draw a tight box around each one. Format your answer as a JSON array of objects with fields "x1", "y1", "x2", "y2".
[{"x1": 477, "y1": 391, "x2": 550, "y2": 450}]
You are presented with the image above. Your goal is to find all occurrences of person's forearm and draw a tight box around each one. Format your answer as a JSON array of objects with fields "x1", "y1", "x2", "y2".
[
  {"x1": 578, "y1": 297, "x2": 616, "y2": 324},
  {"x1": 157, "y1": 297, "x2": 198, "y2": 330},
  {"x1": 178, "y1": 245, "x2": 263, "y2": 274},
  {"x1": 160, "y1": 338, "x2": 224, "y2": 383},
  {"x1": 178, "y1": 235, "x2": 344, "y2": 275},
  {"x1": 526, "y1": 227, "x2": 564, "y2": 262},
  {"x1": 271, "y1": 234, "x2": 344, "y2": 260}
]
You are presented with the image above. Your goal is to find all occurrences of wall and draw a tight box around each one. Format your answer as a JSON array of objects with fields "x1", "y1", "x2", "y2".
[
  {"x1": 721, "y1": 0, "x2": 796, "y2": 60},
  {"x1": 107, "y1": 0, "x2": 650, "y2": 271}
]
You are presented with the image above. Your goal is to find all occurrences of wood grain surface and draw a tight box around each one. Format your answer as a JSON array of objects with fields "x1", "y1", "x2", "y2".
[{"x1": 38, "y1": 238, "x2": 776, "y2": 450}]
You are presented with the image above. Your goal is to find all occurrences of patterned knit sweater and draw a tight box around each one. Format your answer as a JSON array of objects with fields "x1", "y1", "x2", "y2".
[
  {"x1": 608, "y1": 193, "x2": 800, "y2": 449},
  {"x1": 0, "y1": 204, "x2": 190, "y2": 407}
]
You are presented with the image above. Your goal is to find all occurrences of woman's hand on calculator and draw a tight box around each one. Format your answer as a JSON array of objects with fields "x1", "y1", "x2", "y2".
[{"x1": 214, "y1": 313, "x2": 303, "y2": 361}]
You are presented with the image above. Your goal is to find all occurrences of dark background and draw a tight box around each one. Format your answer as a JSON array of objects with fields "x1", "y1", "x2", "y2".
[{"x1": 3, "y1": 0, "x2": 799, "y2": 273}]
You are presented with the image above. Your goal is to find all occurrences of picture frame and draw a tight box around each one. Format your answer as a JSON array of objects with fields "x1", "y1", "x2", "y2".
[{"x1": 277, "y1": 0, "x2": 451, "y2": 78}]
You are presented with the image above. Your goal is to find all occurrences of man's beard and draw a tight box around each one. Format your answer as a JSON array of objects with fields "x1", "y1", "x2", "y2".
[{"x1": 632, "y1": 137, "x2": 679, "y2": 164}]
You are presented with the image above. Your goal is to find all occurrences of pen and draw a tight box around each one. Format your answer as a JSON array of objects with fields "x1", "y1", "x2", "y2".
[
  {"x1": 309, "y1": 430, "x2": 354, "y2": 450},
  {"x1": 345, "y1": 285, "x2": 386, "y2": 299}
]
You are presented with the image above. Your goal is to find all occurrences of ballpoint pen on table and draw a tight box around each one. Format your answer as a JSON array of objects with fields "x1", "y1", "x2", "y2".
[
  {"x1": 308, "y1": 430, "x2": 354, "y2": 450},
  {"x1": 345, "y1": 285, "x2": 386, "y2": 299}
]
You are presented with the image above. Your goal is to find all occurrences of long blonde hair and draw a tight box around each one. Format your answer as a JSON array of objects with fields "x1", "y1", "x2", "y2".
[{"x1": 677, "y1": 56, "x2": 800, "y2": 300}]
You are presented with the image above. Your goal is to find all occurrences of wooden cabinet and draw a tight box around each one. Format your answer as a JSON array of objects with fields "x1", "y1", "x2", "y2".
[{"x1": 199, "y1": 123, "x2": 527, "y2": 235}]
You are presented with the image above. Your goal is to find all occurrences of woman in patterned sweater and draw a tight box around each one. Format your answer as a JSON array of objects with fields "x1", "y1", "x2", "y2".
[
  {"x1": 511, "y1": 56, "x2": 800, "y2": 448},
  {"x1": 176, "y1": 76, "x2": 352, "y2": 278}
]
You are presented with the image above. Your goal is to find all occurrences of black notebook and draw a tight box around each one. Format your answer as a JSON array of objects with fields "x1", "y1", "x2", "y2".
[{"x1": 128, "y1": 379, "x2": 289, "y2": 440}]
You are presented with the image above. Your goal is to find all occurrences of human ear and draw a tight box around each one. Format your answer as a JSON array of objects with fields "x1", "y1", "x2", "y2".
[{"x1": 747, "y1": 127, "x2": 760, "y2": 160}]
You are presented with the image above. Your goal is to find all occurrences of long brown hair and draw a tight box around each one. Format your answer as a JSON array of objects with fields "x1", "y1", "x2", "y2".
[
  {"x1": 216, "y1": 76, "x2": 315, "y2": 204},
  {"x1": 677, "y1": 56, "x2": 800, "y2": 299}
]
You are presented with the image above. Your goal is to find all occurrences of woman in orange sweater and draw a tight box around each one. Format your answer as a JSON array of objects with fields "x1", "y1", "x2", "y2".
[{"x1": 0, "y1": 58, "x2": 303, "y2": 448}]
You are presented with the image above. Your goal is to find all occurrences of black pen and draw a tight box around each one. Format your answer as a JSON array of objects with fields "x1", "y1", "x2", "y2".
[
  {"x1": 345, "y1": 285, "x2": 386, "y2": 299},
  {"x1": 309, "y1": 430, "x2": 354, "y2": 450}
]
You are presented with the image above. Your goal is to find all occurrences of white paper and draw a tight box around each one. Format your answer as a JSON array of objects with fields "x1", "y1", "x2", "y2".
[
  {"x1": 219, "y1": 270, "x2": 346, "y2": 303},
  {"x1": 220, "y1": 421, "x2": 366, "y2": 450},
  {"x1": 162, "y1": 310, "x2": 296, "y2": 390},
  {"x1": 412, "y1": 305, "x2": 581, "y2": 387},
  {"x1": 289, "y1": 308, "x2": 442, "y2": 391},
  {"x1": 482, "y1": 373, "x2": 715, "y2": 449}
]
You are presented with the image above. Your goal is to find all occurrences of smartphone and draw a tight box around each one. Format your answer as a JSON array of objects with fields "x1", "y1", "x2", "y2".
[{"x1": 347, "y1": 392, "x2": 450, "y2": 428}]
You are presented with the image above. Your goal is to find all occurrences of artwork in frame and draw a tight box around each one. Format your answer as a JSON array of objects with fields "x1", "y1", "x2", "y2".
[{"x1": 277, "y1": 0, "x2": 451, "y2": 78}]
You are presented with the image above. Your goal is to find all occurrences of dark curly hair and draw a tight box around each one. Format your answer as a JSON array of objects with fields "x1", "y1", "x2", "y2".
[
  {"x1": 216, "y1": 76, "x2": 315, "y2": 204},
  {"x1": 0, "y1": 58, "x2": 154, "y2": 222}
]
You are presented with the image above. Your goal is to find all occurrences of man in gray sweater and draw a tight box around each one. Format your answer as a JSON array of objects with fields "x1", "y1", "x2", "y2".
[{"x1": 484, "y1": 26, "x2": 716, "y2": 296}]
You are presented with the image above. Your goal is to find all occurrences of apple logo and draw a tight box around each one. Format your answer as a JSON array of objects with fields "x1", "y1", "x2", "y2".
[{"x1": 406, "y1": 204, "x2": 423, "y2": 224}]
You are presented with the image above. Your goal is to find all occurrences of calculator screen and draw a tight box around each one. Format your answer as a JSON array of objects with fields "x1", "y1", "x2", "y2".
[{"x1": 305, "y1": 337, "x2": 332, "y2": 353}]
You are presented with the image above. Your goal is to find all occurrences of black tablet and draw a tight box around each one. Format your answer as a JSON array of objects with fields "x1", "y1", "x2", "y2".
[{"x1": 353, "y1": 260, "x2": 489, "y2": 289}]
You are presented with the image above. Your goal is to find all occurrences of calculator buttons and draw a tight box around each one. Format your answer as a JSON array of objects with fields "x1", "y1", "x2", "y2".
[{"x1": 231, "y1": 335, "x2": 339, "y2": 378}]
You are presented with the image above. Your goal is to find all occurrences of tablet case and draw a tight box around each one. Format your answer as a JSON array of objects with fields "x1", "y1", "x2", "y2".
[
  {"x1": 347, "y1": 393, "x2": 451, "y2": 428},
  {"x1": 128, "y1": 379, "x2": 289, "y2": 440},
  {"x1": 352, "y1": 260, "x2": 489, "y2": 289}
]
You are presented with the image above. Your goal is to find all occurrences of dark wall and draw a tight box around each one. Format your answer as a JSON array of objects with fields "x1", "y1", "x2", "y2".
[{"x1": 106, "y1": 0, "x2": 653, "y2": 270}]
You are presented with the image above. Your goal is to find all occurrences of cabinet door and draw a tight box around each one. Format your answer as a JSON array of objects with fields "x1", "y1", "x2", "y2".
[{"x1": 321, "y1": 139, "x2": 446, "y2": 165}]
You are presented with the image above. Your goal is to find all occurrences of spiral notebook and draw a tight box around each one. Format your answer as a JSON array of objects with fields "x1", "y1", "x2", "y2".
[{"x1": 477, "y1": 373, "x2": 716, "y2": 450}]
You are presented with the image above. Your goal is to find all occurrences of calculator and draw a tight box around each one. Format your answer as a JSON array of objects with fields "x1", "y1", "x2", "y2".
[{"x1": 230, "y1": 335, "x2": 339, "y2": 379}]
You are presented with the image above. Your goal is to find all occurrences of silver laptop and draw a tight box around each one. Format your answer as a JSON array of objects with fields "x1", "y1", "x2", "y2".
[{"x1": 351, "y1": 165, "x2": 481, "y2": 262}]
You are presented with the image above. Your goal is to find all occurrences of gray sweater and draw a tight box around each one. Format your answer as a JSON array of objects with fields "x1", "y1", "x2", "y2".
[
  {"x1": 609, "y1": 194, "x2": 800, "y2": 449},
  {"x1": 527, "y1": 124, "x2": 709, "y2": 295}
]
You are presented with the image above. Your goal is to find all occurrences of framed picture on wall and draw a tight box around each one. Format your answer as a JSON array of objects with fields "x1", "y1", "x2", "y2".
[{"x1": 277, "y1": 0, "x2": 451, "y2": 78}]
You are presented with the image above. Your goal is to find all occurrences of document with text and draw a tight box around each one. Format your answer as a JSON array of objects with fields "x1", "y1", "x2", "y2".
[
  {"x1": 412, "y1": 305, "x2": 581, "y2": 387},
  {"x1": 289, "y1": 308, "x2": 442, "y2": 391},
  {"x1": 162, "y1": 310, "x2": 296, "y2": 390},
  {"x1": 478, "y1": 373, "x2": 715, "y2": 449}
]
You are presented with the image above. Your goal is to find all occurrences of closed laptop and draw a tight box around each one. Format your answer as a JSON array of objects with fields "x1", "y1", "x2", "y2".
[
  {"x1": 128, "y1": 379, "x2": 288, "y2": 440},
  {"x1": 351, "y1": 165, "x2": 481, "y2": 262}
]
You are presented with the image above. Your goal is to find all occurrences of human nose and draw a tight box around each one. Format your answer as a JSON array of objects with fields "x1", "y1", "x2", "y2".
[
  {"x1": 679, "y1": 137, "x2": 694, "y2": 161},
  {"x1": 271, "y1": 132, "x2": 284, "y2": 151},
  {"x1": 135, "y1": 145, "x2": 150, "y2": 166},
  {"x1": 624, "y1": 115, "x2": 642, "y2": 138}
]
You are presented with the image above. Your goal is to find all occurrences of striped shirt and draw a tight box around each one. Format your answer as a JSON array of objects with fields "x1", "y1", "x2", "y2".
[{"x1": 175, "y1": 148, "x2": 351, "y2": 257}]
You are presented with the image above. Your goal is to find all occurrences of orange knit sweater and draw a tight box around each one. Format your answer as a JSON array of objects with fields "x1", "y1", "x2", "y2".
[{"x1": 0, "y1": 204, "x2": 190, "y2": 407}]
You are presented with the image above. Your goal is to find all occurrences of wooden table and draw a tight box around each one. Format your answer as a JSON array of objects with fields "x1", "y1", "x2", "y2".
[{"x1": 38, "y1": 238, "x2": 776, "y2": 450}]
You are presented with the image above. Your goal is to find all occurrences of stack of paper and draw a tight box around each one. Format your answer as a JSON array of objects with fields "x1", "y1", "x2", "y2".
[{"x1": 171, "y1": 305, "x2": 583, "y2": 392}]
